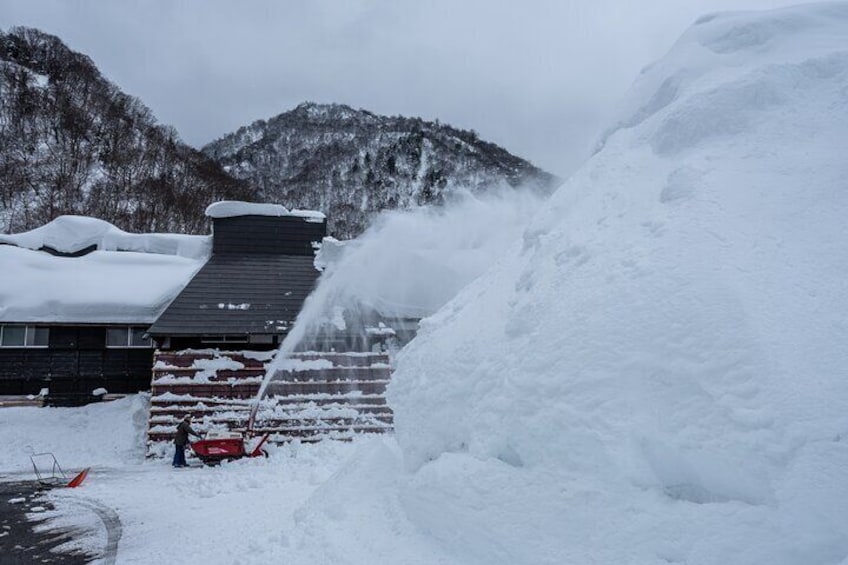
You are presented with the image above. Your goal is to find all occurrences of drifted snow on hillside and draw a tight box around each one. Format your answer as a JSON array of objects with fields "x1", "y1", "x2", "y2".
[
  {"x1": 0, "y1": 27, "x2": 254, "y2": 235},
  {"x1": 6, "y1": 6, "x2": 848, "y2": 565},
  {"x1": 290, "y1": 5, "x2": 848, "y2": 564}
]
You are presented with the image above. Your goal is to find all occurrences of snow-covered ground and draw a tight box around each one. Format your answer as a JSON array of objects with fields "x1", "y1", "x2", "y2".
[
  {"x1": 0, "y1": 397, "x2": 399, "y2": 564},
  {"x1": 3, "y1": 3, "x2": 848, "y2": 564}
]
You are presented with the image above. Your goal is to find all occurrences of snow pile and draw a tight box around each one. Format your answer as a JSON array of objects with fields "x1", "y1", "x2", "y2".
[
  {"x1": 0, "y1": 215, "x2": 209, "y2": 259},
  {"x1": 4, "y1": 6, "x2": 848, "y2": 564},
  {"x1": 298, "y1": 4, "x2": 848, "y2": 564},
  {"x1": 0, "y1": 395, "x2": 148, "y2": 474}
]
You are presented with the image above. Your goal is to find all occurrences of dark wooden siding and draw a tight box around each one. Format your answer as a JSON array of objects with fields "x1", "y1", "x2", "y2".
[
  {"x1": 48, "y1": 327, "x2": 79, "y2": 349},
  {"x1": 150, "y1": 213, "x2": 326, "y2": 340},
  {"x1": 0, "y1": 326, "x2": 153, "y2": 395},
  {"x1": 161, "y1": 336, "x2": 280, "y2": 351},
  {"x1": 212, "y1": 215, "x2": 326, "y2": 256}
]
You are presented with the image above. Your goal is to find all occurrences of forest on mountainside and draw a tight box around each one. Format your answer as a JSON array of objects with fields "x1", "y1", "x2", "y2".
[
  {"x1": 205, "y1": 102, "x2": 559, "y2": 238},
  {"x1": 0, "y1": 27, "x2": 253, "y2": 234}
]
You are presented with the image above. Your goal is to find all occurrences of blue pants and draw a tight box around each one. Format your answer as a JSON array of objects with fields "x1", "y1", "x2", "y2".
[{"x1": 173, "y1": 444, "x2": 187, "y2": 467}]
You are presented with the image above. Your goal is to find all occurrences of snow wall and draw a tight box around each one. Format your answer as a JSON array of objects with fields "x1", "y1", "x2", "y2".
[{"x1": 381, "y1": 4, "x2": 848, "y2": 563}]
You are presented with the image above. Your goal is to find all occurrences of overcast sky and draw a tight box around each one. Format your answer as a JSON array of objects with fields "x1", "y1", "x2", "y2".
[{"x1": 1, "y1": 0, "x2": 804, "y2": 176}]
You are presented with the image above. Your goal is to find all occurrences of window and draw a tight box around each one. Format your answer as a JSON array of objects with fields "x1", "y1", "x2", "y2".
[
  {"x1": 106, "y1": 326, "x2": 152, "y2": 348},
  {"x1": 130, "y1": 327, "x2": 151, "y2": 347},
  {"x1": 200, "y1": 335, "x2": 249, "y2": 344},
  {"x1": 0, "y1": 325, "x2": 49, "y2": 347},
  {"x1": 27, "y1": 326, "x2": 49, "y2": 346},
  {"x1": 1, "y1": 326, "x2": 24, "y2": 346}
]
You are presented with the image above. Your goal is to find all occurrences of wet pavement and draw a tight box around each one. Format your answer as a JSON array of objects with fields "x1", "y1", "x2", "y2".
[{"x1": 0, "y1": 481, "x2": 93, "y2": 564}]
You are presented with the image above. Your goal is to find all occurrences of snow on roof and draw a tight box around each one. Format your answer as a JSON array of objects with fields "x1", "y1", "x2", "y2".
[
  {"x1": 0, "y1": 216, "x2": 209, "y2": 324},
  {"x1": 205, "y1": 201, "x2": 325, "y2": 222},
  {"x1": 290, "y1": 209, "x2": 326, "y2": 222},
  {"x1": 0, "y1": 215, "x2": 209, "y2": 259},
  {"x1": 0, "y1": 244, "x2": 204, "y2": 324}
]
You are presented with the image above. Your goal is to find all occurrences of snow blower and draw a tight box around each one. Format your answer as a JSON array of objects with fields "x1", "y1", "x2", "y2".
[{"x1": 190, "y1": 430, "x2": 270, "y2": 465}]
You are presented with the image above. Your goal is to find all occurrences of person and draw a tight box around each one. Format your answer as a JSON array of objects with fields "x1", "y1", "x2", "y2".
[{"x1": 173, "y1": 414, "x2": 201, "y2": 468}]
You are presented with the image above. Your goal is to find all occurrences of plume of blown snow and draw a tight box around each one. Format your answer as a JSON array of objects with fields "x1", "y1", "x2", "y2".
[{"x1": 256, "y1": 186, "x2": 546, "y2": 398}]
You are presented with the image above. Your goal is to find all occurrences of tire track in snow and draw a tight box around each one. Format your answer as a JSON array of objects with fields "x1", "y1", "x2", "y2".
[{"x1": 70, "y1": 498, "x2": 122, "y2": 564}]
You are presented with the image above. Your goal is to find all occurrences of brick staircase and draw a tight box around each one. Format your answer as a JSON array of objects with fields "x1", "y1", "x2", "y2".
[{"x1": 147, "y1": 349, "x2": 393, "y2": 453}]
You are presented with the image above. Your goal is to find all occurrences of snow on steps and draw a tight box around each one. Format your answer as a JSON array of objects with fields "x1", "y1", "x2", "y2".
[{"x1": 146, "y1": 349, "x2": 393, "y2": 453}]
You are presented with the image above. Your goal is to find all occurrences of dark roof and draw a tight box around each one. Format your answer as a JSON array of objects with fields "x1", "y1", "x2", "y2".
[
  {"x1": 147, "y1": 254, "x2": 320, "y2": 336},
  {"x1": 148, "y1": 212, "x2": 326, "y2": 337}
]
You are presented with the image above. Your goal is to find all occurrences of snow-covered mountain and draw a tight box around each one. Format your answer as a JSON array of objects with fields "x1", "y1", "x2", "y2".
[
  {"x1": 0, "y1": 27, "x2": 558, "y2": 239},
  {"x1": 203, "y1": 102, "x2": 559, "y2": 238},
  {"x1": 0, "y1": 27, "x2": 254, "y2": 234},
  {"x1": 277, "y1": 4, "x2": 848, "y2": 563}
]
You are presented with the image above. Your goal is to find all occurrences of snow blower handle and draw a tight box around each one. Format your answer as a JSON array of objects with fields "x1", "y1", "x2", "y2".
[{"x1": 247, "y1": 399, "x2": 260, "y2": 435}]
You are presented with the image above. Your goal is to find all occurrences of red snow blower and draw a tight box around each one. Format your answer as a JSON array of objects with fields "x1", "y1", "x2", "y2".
[
  {"x1": 189, "y1": 380, "x2": 273, "y2": 465},
  {"x1": 190, "y1": 431, "x2": 270, "y2": 465}
]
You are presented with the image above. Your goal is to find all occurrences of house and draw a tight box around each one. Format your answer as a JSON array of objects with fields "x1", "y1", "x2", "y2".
[
  {"x1": 143, "y1": 202, "x2": 394, "y2": 447},
  {"x1": 147, "y1": 201, "x2": 326, "y2": 350},
  {"x1": 0, "y1": 204, "x2": 328, "y2": 401},
  {"x1": 2, "y1": 204, "x2": 396, "y2": 442},
  {"x1": 0, "y1": 216, "x2": 206, "y2": 403}
]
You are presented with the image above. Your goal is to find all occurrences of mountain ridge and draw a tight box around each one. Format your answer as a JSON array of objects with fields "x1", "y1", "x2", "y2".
[
  {"x1": 203, "y1": 101, "x2": 560, "y2": 238},
  {"x1": 0, "y1": 26, "x2": 559, "y2": 239}
]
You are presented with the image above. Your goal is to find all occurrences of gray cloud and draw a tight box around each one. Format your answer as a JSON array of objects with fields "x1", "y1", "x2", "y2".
[{"x1": 0, "y1": 0, "x2": 805, "y2": 176}]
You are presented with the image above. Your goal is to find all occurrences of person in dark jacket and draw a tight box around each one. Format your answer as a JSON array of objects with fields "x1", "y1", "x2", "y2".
[{"x1": 173, "y1": 414, "x2": 201, "y2": 468}]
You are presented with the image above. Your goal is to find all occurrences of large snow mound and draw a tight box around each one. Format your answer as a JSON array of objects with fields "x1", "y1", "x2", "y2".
[{"x1": 381, "y1": 4, "x2": 848, "y2": 563}]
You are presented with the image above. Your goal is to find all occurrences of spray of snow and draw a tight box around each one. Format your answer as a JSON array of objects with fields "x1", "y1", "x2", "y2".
[{"x1": 255, "y1": 187, "x2": 546, "y2": 402}]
